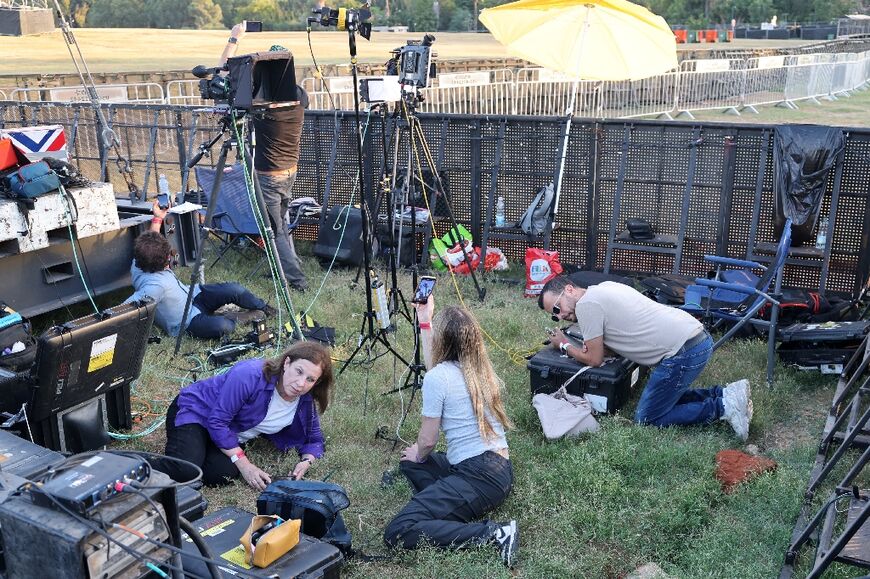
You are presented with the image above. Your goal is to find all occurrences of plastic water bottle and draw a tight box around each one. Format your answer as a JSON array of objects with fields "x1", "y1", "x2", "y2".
[
  {"x1": 495, "y1": 196, "x2": 506, "y2": 228},
  {"x1": 815, "y1": 216, "x2": 829, "y2": 250},
  {"x1": 158, "y1": 174, "x2": 171, "y2": 198}
]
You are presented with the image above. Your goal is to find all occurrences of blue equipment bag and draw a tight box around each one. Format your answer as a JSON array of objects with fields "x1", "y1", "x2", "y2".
[
  {"x1": 7, "y1": 161, "x2": 61, "y2": 200},
  {"x1": 257, "y1": 479, "x2": 352, "y2": 555}
]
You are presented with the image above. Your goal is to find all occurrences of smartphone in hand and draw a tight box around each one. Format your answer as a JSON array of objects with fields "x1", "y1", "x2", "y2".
[
  {"x1": 412, "y1": 276, "x2": 436, "y2": 304},
  {"x1": 156, "y1": 193, "x2": 170, "y2": 210},
  {"x1": 245, "y1": 20, "x2": 263, "y2": 32}
]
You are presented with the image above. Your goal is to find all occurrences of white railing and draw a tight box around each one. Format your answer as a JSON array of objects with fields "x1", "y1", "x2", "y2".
[
  {"x1": 676, "y1": 59, "x2": 745, "y2": 115},
  {"x1": 5, "y1": 52, "x2": 870, "y2": 119},
  {"x1": 9, "y1": 83, "x2": 165, "y2": 104}
]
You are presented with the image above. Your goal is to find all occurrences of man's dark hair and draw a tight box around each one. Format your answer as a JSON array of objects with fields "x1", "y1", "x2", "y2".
[
  {"x1": 537, "y1": 275, "x2": 574, "y2": 310},
  {"x1": 134, "y1": 231, "x2": 171, "y2": 273}
]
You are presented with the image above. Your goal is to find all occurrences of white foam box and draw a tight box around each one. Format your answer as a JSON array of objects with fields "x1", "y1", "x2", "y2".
[{"x1": 0, "y1": 182, "x2": 120, "y2": 254}]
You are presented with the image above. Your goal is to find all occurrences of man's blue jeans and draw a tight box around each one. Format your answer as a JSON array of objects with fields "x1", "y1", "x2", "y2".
[
  {"x1": 186, "y1": 282, "x2": 267, "y2": 339},
  {"x1": 634, "y1": 334, "x2": 724, "y2": 427}
]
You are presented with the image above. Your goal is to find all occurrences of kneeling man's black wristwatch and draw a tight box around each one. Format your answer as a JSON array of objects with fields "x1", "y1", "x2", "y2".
[{"x1": 559, "y1": 341, "x2": 570, "y2": 355}]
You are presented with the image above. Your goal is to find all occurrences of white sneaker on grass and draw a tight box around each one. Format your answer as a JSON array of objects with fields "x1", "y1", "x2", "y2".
[
  {"x1": 492, "y1": 520, "x2": 519, "y2": 568},
  {"x1": 722, "y1": 379, "x2": 753, "y2": 441}
]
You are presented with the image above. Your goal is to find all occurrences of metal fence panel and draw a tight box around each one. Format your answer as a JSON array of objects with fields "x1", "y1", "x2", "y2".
[
  {"x1": 676, "y1": 59, "x2": 746, "y2": 114},
  {"x1": 9, "y1": 83, "x2": 165, "y2": 104}
]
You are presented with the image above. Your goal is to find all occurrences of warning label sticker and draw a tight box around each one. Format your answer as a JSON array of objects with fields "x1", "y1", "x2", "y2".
[{"x1": 87, "y1": 334, "x2": 117, "y2": 372}]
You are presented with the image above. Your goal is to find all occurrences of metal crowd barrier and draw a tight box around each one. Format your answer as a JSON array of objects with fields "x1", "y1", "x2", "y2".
[
  {"x1": 8, "y1": 54, "x2": 870, "y2": 119},
  {"x1": 9, "y1": 83, "x2": 165, "y2": 104}
]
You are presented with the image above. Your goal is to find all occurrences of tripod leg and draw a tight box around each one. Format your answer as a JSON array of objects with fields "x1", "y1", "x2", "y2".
[{"x1": 174, "y1": 139, "x2": 232, "y2": 356}]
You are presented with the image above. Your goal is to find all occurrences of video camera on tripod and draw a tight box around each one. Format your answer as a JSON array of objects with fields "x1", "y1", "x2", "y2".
[
  {"x1": 387, "y1": 34, "x2": 437, "y2": 89},
  {"x1": 191, "y1": 51, "x2": 299, "y2": 110}
]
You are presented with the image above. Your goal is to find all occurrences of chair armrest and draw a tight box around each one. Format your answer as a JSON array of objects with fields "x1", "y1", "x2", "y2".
[
  {"x1": 695, "y1": 278, "x2": 755, "y2": 295},
  {"x1": 703, "y1": 255, "x2": 764, "y2": 270}
]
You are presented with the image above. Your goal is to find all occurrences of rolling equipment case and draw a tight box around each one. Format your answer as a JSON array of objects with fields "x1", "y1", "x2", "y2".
[
  {"x1": 777, "y1": 320, "x2": 870, "y2": 373},
  {"x1": 528, "y1": 348, "x2": 641, "y2": 413},
  {"x1": 180, "y1": 506, "x2": 343, "y2": 578}
]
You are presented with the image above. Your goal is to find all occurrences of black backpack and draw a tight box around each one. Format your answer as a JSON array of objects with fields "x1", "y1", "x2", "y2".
[
  {"x1": 0, "y1": 304, "x2": 37, "y2": 373},
  {"x1": 257, "y1": 479, "x2": 352, "y2": 554}
]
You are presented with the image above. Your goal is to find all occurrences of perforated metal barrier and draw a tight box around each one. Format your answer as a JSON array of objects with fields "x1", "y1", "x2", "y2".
[{"x1": 1, "y1": 102, "x2": 867, "y2": 296}]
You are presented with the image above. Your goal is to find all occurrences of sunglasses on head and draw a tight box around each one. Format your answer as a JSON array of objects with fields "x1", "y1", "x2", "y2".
[{"x1": 550, "y1": 289, "x2": 565, "y2": 322}]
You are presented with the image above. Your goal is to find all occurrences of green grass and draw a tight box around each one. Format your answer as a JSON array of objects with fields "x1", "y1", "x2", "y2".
[
  {"x1": 36, "y1": 240, "x2": 861, "y2": 578},
  {"x1": 0, "y1": 30, "x2": 819, "y2": 76}
]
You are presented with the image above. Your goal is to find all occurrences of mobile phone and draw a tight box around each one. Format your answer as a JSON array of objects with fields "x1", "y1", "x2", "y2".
[
  {"x1": 156, "y1": 193, "x2": 170, "y2": 210},
  {"x1": 245, "y1": 20, "x2": 263, "y2": 33},
  {"x1": 412, "y1": 276, "x2": 436, "y2": 304}
]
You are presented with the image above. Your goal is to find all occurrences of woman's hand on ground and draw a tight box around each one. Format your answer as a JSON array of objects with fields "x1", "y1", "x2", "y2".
[
  {"x1": 238, "y1": 461, "x2": 272, "y2": 491},
  {"x1": 291, "y1": 459, "x2": 312, "y2": 480}
]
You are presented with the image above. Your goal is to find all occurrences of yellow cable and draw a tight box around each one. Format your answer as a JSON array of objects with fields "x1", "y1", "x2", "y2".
[{"x1": 403, "y1": 108, "x2": 533, "y2": 368}]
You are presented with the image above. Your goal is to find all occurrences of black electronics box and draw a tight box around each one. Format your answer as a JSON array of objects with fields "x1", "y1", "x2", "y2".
[
  {"x1": 777, "y1": 320, "x2": 870, "y2": 372},
  {"x1": 177, "y1": 484, "x2": 208, "y2": 522},
  {"x1": 180, "y1": 506, "x2": 343, "y2": 578},
  {"x1": 29, "y1": 452, "x2": 150, "y2": 514},
  {"x1": 0, "y1": 428, "x2": 64, "y2": 480},
  {"x1": 528, "y1": 348, "x2": 641, "y2": 413},
  {"x1": 0, "y1": 470, "x2": 180, "y2": 579},
  {"x1": 29, "y1": 299, "x2": 156, "y2": 424}
]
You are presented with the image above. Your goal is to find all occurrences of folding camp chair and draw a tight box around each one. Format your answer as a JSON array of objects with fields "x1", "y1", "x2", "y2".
[
  {"x1": 686, "y1": 219, "x2": 793, "y2": 386},
  {"x1": 194, "y1": 164, "x2": 266, "y2": 271}
]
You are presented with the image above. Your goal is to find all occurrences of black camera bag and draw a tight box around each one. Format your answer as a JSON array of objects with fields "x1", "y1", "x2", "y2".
[
  {"x1": 0, "y1": 304, "x2": 37, "y2": 373},
  {"x1": 626, "y1": 218, "x2": 655, "y2": 240},
  {"x1": 314, "y1": 205, "x2": 369, "y2": 267}
]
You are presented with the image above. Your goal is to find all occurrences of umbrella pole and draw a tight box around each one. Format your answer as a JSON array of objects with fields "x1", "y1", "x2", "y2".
[{"x1": 552, "y1": 6, "x2": 592, "y2": 217}]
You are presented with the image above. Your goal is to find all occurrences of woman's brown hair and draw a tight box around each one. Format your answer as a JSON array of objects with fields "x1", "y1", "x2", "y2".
[
  {"x1": 430, "y1": 306, "x2": 512, "y2": 440},
  {"x1": 263, "y1": 342, "x2": 334, "y2": 413}
]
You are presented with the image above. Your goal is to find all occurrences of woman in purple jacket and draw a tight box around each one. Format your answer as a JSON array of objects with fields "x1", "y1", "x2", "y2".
[{"x1": 160, "y1": 342, "x2": 334, "y2": 490}]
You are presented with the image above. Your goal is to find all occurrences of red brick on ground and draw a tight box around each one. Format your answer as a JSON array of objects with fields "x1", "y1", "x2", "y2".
[{"x1": 715, "y1": 449, "x2": 777, "y2": 494}]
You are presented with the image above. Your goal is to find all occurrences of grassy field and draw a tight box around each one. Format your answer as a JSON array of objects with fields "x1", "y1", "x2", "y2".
[
  {"x1": 41, "y1": 240, "x2": 863, "y2": 579},
  {"x1": 680, "y1": 85, "x2": 870, "y2": 128},
  {"x1": 0, "y1": 29, "x2": 818, "y2": 75}
]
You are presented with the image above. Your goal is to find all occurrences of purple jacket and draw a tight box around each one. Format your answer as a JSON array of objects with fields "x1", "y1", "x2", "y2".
[{"x1": 174, "y1": 359, "x2": 324, "y2": 458}]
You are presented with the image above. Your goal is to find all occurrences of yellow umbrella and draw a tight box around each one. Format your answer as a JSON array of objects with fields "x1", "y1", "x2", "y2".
[{"x1": 479, "y1": 0, "x2": 677, "y2": 81}]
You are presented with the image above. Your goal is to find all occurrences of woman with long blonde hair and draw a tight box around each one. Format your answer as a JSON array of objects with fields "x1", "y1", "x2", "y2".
[{"x1": 384, "y1": 298, "x2": 518, "y2": 567}]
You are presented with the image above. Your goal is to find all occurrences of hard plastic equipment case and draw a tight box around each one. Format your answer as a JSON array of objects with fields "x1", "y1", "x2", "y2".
[
  {"x1": 777, "y1": 320, "x2": 870, "y2": 372},
  {"x1": 176, "y1": 484, "x2": 208, "y2": 522},
  {"x1": 180, "y1": 506, "x2": 343, "y2": 578},
  {"x1": 527, "y1": 348, "x2": 641, "y2": 413}
]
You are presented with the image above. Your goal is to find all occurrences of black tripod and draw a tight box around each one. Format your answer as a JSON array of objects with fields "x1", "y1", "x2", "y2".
[
  {"x1": 173, "y1": 109, "x2": 303, "y2": 356},
  {"x1": 337, "y1": 26, "x2": 412, "y2": 376}
]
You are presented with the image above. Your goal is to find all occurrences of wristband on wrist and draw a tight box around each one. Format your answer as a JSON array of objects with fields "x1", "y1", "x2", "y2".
[
  {"x1": 419, "y1": 321, "x2": 431, "y2": 330},
  {"x1": 300, "y1": 457, "x2": 312, "y2": 464},
  {"x1": 151, "y1": 217, "x2": 163, "y2": 223},
  {"x1": 230, "y1": 450, "x2": 246, "y2": 464},
  {"x1": 228, "y1": 36, "x2": 238, "y2": 44}
]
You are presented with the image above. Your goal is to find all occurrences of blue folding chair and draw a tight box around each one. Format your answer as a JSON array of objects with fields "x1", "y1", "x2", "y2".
[
  {"x1": 194, "y1": 164, "x2": 264, "y2": 270},
  {"x1": 687, "y1": 219, "x2": 793, "y2": 386}
]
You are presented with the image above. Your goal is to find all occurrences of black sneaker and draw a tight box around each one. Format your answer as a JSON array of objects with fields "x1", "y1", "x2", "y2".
[{"x1": 492, "y1": 520, "x2": 518, "y2": 568}]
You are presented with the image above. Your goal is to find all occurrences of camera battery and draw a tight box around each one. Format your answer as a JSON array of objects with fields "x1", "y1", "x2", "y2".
[{"x1": 527, "y1": 348, "x2": 641, "y2": 413}]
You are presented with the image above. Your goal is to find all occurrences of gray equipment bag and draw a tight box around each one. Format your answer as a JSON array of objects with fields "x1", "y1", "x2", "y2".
[{"x1": 518, "y1": 182, "x2": 555, "y2": 238}]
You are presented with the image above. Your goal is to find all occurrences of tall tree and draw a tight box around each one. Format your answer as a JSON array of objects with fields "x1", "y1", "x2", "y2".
[{"x1": 190, "y1": 0, "x2": 225, "y2": 28}]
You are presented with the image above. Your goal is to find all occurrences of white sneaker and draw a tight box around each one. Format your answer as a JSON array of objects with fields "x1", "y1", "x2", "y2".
[
  {"x1": 492, "y1": 520, "x2": 519, "y2": 568},
  {"x1": 722, "y1": 379, "x2": 753, "y2": 441}
]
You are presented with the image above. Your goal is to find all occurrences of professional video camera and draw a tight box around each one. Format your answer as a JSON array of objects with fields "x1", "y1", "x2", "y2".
[
  {"x1": 308, "y1": 4, "x2": 372, "y2": 40},
  {"x1": 191, "y1": 51, "x2": 299, "y2": 110},
  {"x1": 387, "y1": 34, "x2": 436, "y2": 89}
]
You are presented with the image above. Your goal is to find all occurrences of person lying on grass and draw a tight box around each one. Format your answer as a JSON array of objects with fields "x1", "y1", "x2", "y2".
[
  {"x1": 384, "y1": 299, "x2": 519, "y2": 568},
  {"x1": 539, "y1": 275, "x2": 753, "y2": 440},
  {"x1": 156, "y1": 342, "x2": 333, "y2": 489}
]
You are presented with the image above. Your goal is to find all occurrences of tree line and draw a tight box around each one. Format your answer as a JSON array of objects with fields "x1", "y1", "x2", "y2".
[{"x1": 59, "y1": 0, "x2": 864, "y2": 32}]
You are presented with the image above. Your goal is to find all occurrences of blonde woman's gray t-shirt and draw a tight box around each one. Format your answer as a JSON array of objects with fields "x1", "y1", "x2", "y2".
[
  {"x1": 575, "y1": 282, "x2": 703, "y2": 367},
  {"x1": 421, "y1": 361, "x2": 508, "y2": 465}
]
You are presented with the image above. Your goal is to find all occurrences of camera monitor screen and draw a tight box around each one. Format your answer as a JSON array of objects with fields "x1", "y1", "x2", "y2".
[{"x1": 29, "y1": 299, "x2": 156, "y2": 423}]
